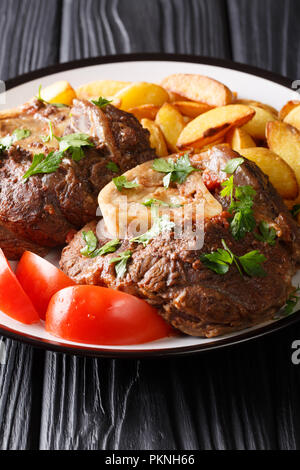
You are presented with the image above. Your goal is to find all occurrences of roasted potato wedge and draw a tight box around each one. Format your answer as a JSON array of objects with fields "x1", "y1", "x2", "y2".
[
  {"x1": 39, "y1": 81, "x2": 76, "y2": 106},
  {"x1": 238, "y1": 147, "x2": 298, "y2": 200},
  {"x1": 141, "y1": 118, "x2": 168, "y2": 157},
  {"x1": 266, "y1": 121, "x2": 300, "y2": 198},
  {"x1": 236, "y1": 99, "x2": 278, "y2": 117},
  {"x1": 283, "y1": 104, "x2": 300, "y2": 131},
  {"x1": 225, "y1": 127, "x2": 256, "y2": 151},
  {"x1": 242, "y1": 105, "x2": 277, "y2": 140},
  {"x1": 128, "y1": 104, "x2": 160, "y2": 121},
  {"x1": 177, "y1": 104, "x2": 255, "y2": 149},
  {"x1": 279, "y1": 100, "x2": 300, "y2": 120},
  {"x1": 161, "y1": 74, "x2": 233, "y2": 107},
  {"x1": 76, "y1": 80, "x2": 130, "y2": 100},
  {"x1": 115, "y1": 82, "x2": 169, "y2": 111},
  {"x1": 155, "y1": 103, "x2": 185, "y2": 152},
  {"x1": 172, "y1": 101, "x2": 213, "y2": 118}
]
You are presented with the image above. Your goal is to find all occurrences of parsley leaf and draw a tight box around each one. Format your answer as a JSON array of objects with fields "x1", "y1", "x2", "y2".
[
  {"x1": 106, "y1": 161, "x2": 120, "y2": 173},
  {"x1": 112, "y1": 175, "x2": 139, "y2": 192},
  {"x1": 200, "y1": 239, "x2": 266, "y2": 277},
  {"x1": 221, "y1": 179, "x2": 256, "y2": 241},
  {"x1": 282, "y1": 287, "x2": 300, "y2": 316},
  {"x1": 291, "y1": 204, "x2": 300, "y2": 218},
  {"x1": 91, "y1": 96, "x2": 112, "y2": 108},
  {"x1": 109, "y1": 250, "x2": 132, "y2": 278},
  {"x1": 222, "y1": 157, "x2": 244, "y2": 174},
  {"x1": 81, "y1": 231, "x2": 98, "y2": 257},
  {"x1": 141, "y1": 198, "x2": 182, "y2": 208},
  {"x1": 81, "y1": 231, "x2": 120, "y2": 258},
  {"x1": 200, "y1": 246, "x2": 233, "y2": 274},
  {"x1": 0, "y1": 128, "x2": 31, "y2": 151},
  {"x1": 36, "y1": 85, "x2": 66, "y2": 108},
  {"x1": 130, "y1": 214, "x2": 175, "y2": 247},
  {"x1": 41, "y1": 121, "x2": 54, "y2": 143},
  {"x1": 152, "y1": 154, "x2": 199, "y2": 188},
  {"x1": 238, "y1": 250, "x2": 267, "y2": 277},
  {"x1": 220, "y1": 175, "x2": 234, "y2": 202},
  {"x1": 22, "y1": 151, "x2": 64, "y2": 180},
  {"x1": 55, "y1": 133, "x2": 94, "y2": 162},
  {"x1": 254, "y1": 221, "x2": 277, "y2": 246}
]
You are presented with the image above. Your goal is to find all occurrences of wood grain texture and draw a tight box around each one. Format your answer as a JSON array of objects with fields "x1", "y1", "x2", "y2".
[
  {"x1": 227, "y1": 0, "x2": 300, "y2": 78},
  {"x1": 0, "y1": 0, "x2": 61, "y2": 81},
  {"x1": 60, "y1": 0, "x2": 231, "y2": 61},
  {"x1": 0, "y1": 0, "x2": 61, "y2": 450}
]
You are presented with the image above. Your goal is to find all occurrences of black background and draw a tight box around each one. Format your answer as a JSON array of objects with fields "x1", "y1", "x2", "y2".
[{"x1": 1, "y1": 0, "x2": 300, "y2": 450}]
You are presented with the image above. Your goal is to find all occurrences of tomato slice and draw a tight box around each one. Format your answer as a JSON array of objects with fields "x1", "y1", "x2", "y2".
[
  {"x1": 46, "y1": 285, "x2": 173, "y2": 345},
  {"x1": 16, "y1": 251, "x2": 75, "y2": 320},
  {"x1": 0, "y1": 249, "x2": 40, "y2": 324}
]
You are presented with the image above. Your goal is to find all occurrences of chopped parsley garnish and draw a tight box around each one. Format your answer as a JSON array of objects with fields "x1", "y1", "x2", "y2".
[
  {"x1": 112, "y1": 175, "x2": 139, "y2": 192},
  {"x1": 42, "y1": 121, "x2": 54, "y2": 143},
  {"x1": 291, "y1": 204, "x2": 300, "y2": 218},
  {"x1": 36, "y1": 85, "x2": 66, "y2": 108},
  {"x1": 281, "y1": 287, "x2": 300, "y2": 316},
  {"x1": 221, "y1": 177, "x2": 256, "y2": 240},
  {"x1": 55, "y1": 133, "x2": 94, "y2": 162},
  {"x1": 152, "y1": 153, "x2": 199, "y2": 189},
  {"x1": 91, "y1": 96, "x2": 112, "y2": 108},
  {"x1": 141, "y1": 198, "x2": 182, "y2": 208},
  {"x1": 109, "y1": 250, "x2": 132, "y2": 278},
  {"x1": 130, "y1": 214, "x2": 175, "y2": 247},
  {"x1": 200, "y1": 239, "x2": 267, "y2": 278},
  {"x1": 254, "y1": 221, "x2": 276, "y2": 246},
  {"x1": 222, "y1": 157, "x2": 244, "y2": 175},
  {"x1": 23, "y1": 132, "x2": 94, "y2": 180},
  {"x1": 0, "y1": 128, "x2": 31, "y2": 151},
  {"x1": 80, "y1": 231, "x2": 120, "y2": 258},
  {"x1": 22, "y1": 151, "x2": 64, "y2": 180},
  {"x1": 106, "y1": 161, "x2": 120, "y2": 173}
]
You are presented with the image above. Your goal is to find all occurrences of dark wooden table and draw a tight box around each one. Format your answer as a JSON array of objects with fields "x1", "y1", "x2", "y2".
[{"x1": 1, "y1": 0, "x2": 300, "y2": 450}]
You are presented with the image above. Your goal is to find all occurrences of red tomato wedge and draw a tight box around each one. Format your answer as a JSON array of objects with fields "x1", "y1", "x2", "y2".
[
  {"x1": 46, "y1": 286, "x2": 173, "y2": 345},
  {"x1": 16, "y1": 251, "x2": 75, "y2": 320},
  {"x1": 0, "y1": 249, "x2": 40, "y2": 324}
]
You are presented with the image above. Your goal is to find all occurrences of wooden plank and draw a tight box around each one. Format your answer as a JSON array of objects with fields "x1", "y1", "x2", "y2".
[
  {"x1": 0, "y1": 0, "x2": 61, "y2": 450},
  {"x1": 60, "y1": 0, "x2": 231, "y2": 61},
  {"x1": 0, "y1": 0, "x2": 61, "y2": 81},
  {"x1": 227, "y1": 0, "x2": 300, "y2": 78}
]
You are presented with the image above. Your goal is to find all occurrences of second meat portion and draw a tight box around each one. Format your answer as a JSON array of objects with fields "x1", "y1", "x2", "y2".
[{"x1": 0, "y1": 99, "x2": 156, "y2": 259}]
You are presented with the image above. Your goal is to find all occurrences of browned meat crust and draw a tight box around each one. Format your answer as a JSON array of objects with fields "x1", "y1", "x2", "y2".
[{"x1": 60, "y1": 145, "x2": 300, "y2": 338}]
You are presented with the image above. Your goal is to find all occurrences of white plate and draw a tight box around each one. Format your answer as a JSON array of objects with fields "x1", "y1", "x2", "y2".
[{"x1": 0, "y1": 54, "x2": 299, "y2": 357}]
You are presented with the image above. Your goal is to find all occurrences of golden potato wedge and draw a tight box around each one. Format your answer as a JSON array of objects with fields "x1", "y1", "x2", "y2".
[
  {"x1": 76, "y1": 80, "x2": 130, "y2": 100},
  {"x1": 238, "y1": 147, "x2": 298, "y2": 200},
  {"x1": 155, "y1": 103, "x2": 185, "y2": 152},
  {"x1": 128, "y1": 104, "x2": 160, "y2": 121},
  {"x1": 115, "y1": 82, "x2": 169, "y2": 111},
  {"x1": 161, "y1": 74, "x2": 233, "y2": 107},
  {"x1": 141, "y1": 118, "x2": 168, "y2": 157},
  {"x1": 283, "y1": 104, "x2": 300, "y2": 131},
  {"x1": 39, "y1": 81, "x2": 76, "y2": 106},
  {"x1": 225, "y1": 127, "x2": 256, "y2": 152},
  {"x1": 172, "y1": 101, "x2": 213, "y2": 118},
  {"x1": 236, "y1": 99, "x2": 278, "y2": 117},
  {"x1": 177, "y1": 104, "x2": 255, "y2": 150},
  {"x1": 279, "y1": 100, "x2": 300, "y2": 120},
  {"x1": 168, "y1": 91, "x2": 188, "y2": 102},
  {"x1": 266, "y1": 120, "x2": 300, "y2": 197},
  {"x1": 241, "y1": 105, "x2": 277, "y2": 140}
]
